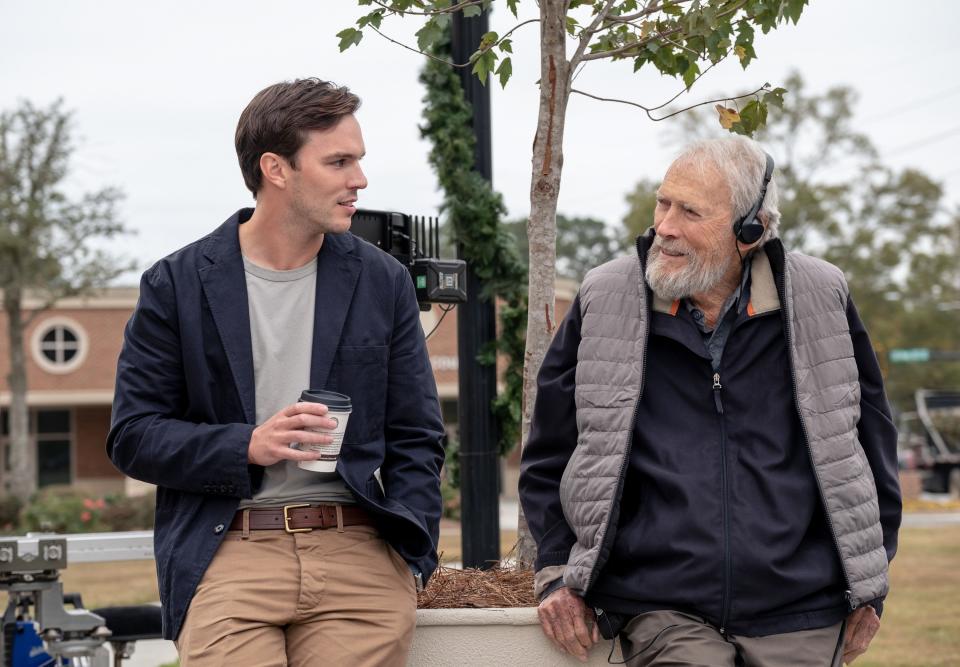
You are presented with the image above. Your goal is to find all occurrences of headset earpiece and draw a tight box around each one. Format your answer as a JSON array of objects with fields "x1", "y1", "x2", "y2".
[{"x1": 733, "y1": 153, "x2": 775, "y2": 245}]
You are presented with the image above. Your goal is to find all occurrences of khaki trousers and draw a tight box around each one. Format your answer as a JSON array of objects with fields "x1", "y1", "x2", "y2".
[
  {"x1": 176, "y1": 524, "x2": 417, "y2": 666},
  {"x1": 620, "y1": 610, "x2": 844, "y2": 667}
]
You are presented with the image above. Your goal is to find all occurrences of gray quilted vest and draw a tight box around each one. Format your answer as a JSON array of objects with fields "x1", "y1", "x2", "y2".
[{"x1": 559, "y1": 249, "x2": 888, "y2": 609}]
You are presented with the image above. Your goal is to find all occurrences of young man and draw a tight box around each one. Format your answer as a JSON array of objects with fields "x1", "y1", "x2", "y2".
[
  {"x1": 109, "y1": 78, "x2": 445, "y2": 666},
  {"x1": 520, "y1": 137, "x2": 901, "y2": 666}
]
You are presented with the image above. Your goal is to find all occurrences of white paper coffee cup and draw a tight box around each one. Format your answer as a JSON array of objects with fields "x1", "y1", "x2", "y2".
[{"x1": 296, "y1": 389, "x2": 352, "y2": 473}]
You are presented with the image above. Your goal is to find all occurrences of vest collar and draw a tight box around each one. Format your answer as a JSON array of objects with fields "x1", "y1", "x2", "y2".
[{"x1": 649, "y1": 246, "x2": 781, "y2": 317}]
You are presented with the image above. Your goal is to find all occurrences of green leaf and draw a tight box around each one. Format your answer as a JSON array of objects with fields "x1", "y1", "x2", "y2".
[
  {"x1": 415, "y1": 18, "x2": 444, "y2": 52},
  {"x1": 566, "y1": 15, "x2": 580, "y2": 35},
  {"x1": 499, "y1": 38, "x2": 513, "y2": 54},
  {"x1": 495, "y1": 57, "x2": 512, "y2": 88},
  {"x1": 471, "y1": 49, "x2": 498, "y2": 85},
  {"x1": 506, "y1": 0, "x2": 519, "y2": 18},
  {"x1": 336, "y1": 27, "x2": 363, "y2": 52},
  {"x1": 682, "y1": 61, "x2": 700, "y2": 89},
  {"x1": 661, "y1": 1, "x2": 683, "y2": 16},
  {"x1": 763, "y1": 86, "x2": 787, "y2": 108},
  {"x1": 479, "y1": 30, "x2": 499, "y2": 50},
  {"x1": 356, "y1": 9, "x2": 384, "y2": 30},
  {"x1": 729, "y1": 99, "x2": 768, "y2": 136},
  {"x1": 786, "y1": 0, "x2": 808, "y2": 24},
  {"x1": 463, "y1": 4, "x2": 482, "y2": 17}
]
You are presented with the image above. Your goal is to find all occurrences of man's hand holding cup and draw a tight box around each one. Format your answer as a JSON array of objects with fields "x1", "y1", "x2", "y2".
[{"x1": 248, "y1": 390, "x2": 351, "y2": 469}]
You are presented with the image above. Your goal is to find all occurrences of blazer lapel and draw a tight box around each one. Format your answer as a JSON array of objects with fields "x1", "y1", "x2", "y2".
[
  {"x1": 198, "y1": 211, "x2": 256, "y2": 424},
  {"x1": 309, "y1": 233, "x2": 362, "y2": 391}
]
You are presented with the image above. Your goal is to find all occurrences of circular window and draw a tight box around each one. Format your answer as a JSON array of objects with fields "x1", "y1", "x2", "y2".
[{"x1": 31, "y1": 317, "x2": 88, "y2": 374}]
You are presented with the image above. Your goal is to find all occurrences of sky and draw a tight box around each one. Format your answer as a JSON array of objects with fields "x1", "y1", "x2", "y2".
[{"x1": 2, "y1": 1, "x2": 959, "y2": 281}]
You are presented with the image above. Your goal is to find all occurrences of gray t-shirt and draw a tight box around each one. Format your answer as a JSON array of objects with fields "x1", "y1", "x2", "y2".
[{"x1": 237, "y1": 255, "x2": 355, "y2": 508}]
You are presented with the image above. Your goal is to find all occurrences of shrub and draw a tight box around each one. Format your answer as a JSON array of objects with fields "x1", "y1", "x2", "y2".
[
  {"x1": 100, "y1": 492, "x2": 155, "y2": 531},
  {"x1": 20, "y1": 486, "x2": 106, "y2": 533},
  {"x1": 19, "y1": 488, "x2": 157, "y2": 534},
  {"x1": 0, "y1": 494, "x2": 24, "y2": 534},
  {"x1": 440, "y1": 436, "x2": 461, "y2": 520}
]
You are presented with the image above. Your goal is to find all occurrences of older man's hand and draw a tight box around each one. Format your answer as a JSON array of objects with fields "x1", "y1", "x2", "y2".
[
  {"x1": 537, "y1": 586, "x2": 600, "y2": 662},
  {"x1": 843, "y1": 605, "x2": 881, "y2": 664}
]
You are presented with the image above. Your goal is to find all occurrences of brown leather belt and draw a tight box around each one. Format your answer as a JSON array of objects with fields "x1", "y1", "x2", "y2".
[{"x1": 229, "y1": 504, "x2": 374, "y2": 533}]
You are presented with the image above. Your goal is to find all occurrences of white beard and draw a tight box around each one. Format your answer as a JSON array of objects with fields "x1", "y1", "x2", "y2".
[{"x1": 645, "y1": 238, "x2": 735, "y2": 301}]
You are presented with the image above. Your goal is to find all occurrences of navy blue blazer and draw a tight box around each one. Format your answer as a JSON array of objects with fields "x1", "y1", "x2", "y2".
[{"x1": 108, "y1": 209, "x2": 445, "y2": 640}]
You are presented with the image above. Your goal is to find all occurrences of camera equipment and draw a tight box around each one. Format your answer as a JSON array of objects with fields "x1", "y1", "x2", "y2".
[
  {"x1": 1, "y1": 531, "x2": 158, "y2": 666},
  {"x1": 351, "y1": 209, "x2": 467, "y2": 311}
]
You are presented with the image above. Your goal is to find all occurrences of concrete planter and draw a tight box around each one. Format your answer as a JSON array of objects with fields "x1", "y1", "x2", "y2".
[{"x1": 409, "y1": 607, "x2": 621, "y2": 666}]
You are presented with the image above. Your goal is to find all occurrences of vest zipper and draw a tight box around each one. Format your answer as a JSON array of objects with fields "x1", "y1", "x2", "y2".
[
  {"x1": 779, "y1": 267, "x2": 855, "y2": 611},
  {"x1": 713, "y1": 372, "x2": 732, "y2": 635}
]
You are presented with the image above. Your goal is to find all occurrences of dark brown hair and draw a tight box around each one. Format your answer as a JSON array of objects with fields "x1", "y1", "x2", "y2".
[{"x1": 235, "y1": 78, "x2": 361, "y2": 197}]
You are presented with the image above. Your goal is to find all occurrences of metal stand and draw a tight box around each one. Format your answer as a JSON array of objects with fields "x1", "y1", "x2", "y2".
[{"x1": 0, "y1": 532, "x2": 155, "y2": 666}]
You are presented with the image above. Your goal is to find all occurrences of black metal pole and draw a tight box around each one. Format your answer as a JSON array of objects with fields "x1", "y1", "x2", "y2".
[{"x1": 451, "y1": 6, "x2": 500, "y2": 569}]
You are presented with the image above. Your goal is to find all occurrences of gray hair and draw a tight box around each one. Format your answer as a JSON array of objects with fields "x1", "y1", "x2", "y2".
[{"x1": 669, "y1": 136, "x2": 781, "y2": 244}]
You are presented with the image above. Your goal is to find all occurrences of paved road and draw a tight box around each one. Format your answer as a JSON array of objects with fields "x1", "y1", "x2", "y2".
[{"x1": 902, "y1": 512, "x2": 960, "y2": 527}]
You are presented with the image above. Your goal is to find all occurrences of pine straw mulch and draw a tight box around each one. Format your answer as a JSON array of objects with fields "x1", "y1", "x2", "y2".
[{"x1": 416, "y1": 560, "x2": 537, "y2": 609}]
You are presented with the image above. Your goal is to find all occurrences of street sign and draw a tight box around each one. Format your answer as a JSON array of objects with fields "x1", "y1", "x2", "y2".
[{"x1": 889, "y1": 348, "x2": 931, "y2": 363}]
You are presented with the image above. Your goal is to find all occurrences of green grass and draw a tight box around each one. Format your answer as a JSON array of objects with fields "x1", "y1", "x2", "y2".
[{"x1": 858, "y1": 525, "x2": 960, "y2": 666}]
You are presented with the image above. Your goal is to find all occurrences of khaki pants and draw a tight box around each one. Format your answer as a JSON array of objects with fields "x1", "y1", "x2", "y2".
[
  {"x1": 620, "y1": 610, "x2": 844, "y2": 667},
  {"x1": 176, "y1": 524, "x2": 417, "y2": 666}
]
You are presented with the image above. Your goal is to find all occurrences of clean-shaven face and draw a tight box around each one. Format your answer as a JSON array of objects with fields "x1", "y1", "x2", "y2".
[
  {"x1": 286, "y1": 114, "x2": 368, "y2": 235},
  {"x1": 646, "y1": 161, "x2": 739, "y2": 301}
]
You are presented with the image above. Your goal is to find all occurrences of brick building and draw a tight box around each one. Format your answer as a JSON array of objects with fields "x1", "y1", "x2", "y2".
[
  {"x1": 0, "y1": 289, "x2": 137, "y2": 495},
  {"x1": 0, "y1": 282, "x2": 576, "y2": 495}
]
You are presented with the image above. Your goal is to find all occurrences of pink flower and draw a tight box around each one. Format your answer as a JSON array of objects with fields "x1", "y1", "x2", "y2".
[
  {"x1": 95, "y1": 498, "x2": 106, "y2": 509},
  {"x1": 83, "y1": 498, "x2": 95, "y2": 509},
  {"x1": 80, "y1": 511, "x2": 92, "y2": 523}
]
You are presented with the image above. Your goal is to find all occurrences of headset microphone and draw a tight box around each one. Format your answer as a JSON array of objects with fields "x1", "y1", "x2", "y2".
[{"x1": 733, "y1": 153, "x2": 775, "y2": 245}]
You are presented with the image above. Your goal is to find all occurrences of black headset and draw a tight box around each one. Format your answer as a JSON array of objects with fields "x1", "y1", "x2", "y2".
[{"x1": 732, "y1": 152, "x2": 775, "y2": 245}]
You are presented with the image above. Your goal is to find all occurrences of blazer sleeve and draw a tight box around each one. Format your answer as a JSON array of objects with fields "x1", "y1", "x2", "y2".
[
  {"x1": 107, "y1": 263, "x2": 256, "y2": 497},
  {"x1": 519, "y1": 295, "x2": 582, "y2": 580},
  {"x1": 379, "y1": 267, "x2": 446, "y2": 566}
]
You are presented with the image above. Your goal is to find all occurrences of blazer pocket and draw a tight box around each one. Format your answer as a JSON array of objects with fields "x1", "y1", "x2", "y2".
[{"x1": 329, "y1": 345, "x2": 388, "y2": 443}]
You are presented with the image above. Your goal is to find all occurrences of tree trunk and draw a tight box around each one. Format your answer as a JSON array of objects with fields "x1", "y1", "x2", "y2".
[
  {"x1": 4, "y1": 288, "x2": 36, "y2": 501},
  {"x1": 516, "y1": 0, "x2": 572, "y2": 568}
]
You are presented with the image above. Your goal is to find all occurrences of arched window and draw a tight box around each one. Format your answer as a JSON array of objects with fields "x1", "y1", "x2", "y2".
[{"x1": 31, "y1": 318, "x2": 88, "y2": 374}]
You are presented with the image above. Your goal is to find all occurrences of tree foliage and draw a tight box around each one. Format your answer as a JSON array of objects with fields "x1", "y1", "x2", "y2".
[
  {"x1": 340, "y1": 0, "x2": 802, "y2": 133},
  {"x1": 419, "y1": 37, "x2": 529, "y2": 456},
  {"x1": 621, "y1": 72, "x2": 960, "y2": 409},
  {"x1": 505, "y1": 214, "x2": 625, "y2": 283},
  {"x1": 0, "y1": 100, "x2": 131, "y2": 499},
  {"x1": 622, "y1": 177, "x2": 660, "y2": 241}
]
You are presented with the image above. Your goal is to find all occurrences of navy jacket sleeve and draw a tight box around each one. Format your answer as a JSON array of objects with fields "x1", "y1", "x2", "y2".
[
  {"x1": 107, "y1": 263, "x2": 256, "y2": 497},
  {"x1": 848, "y1": 296, "x2": 902, "y2": 569},
  {"x1": 519, "y1": 295, "x2": 582, "y2": 572},
  {"x1": 380, "y1": 267, "x2": 446, "y2": 567}
]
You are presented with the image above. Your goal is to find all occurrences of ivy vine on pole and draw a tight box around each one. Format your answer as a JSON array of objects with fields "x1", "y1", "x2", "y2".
[{"x1": 419, "y1": 33, "x2": 528, "y2": 457}]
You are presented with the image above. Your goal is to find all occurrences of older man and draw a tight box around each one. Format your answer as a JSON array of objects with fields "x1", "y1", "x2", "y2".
[{"x1": 519, "y1": 136, "x2": 900, "y2": 666}]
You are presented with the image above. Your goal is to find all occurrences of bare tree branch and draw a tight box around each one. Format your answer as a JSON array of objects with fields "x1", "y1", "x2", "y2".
[
  {"x1": 570, "y1": 82, "x2": 770, "y2": 121},
  {"x1": 645, "y1": 54, "x2": 728, "y2": 112}
]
